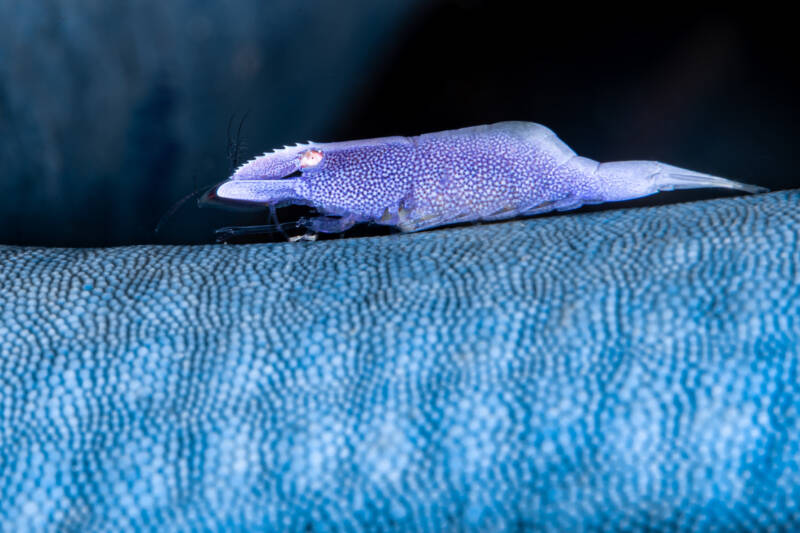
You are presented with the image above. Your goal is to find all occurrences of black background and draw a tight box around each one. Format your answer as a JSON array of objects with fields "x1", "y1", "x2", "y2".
[{"x1": 1, "y1": 2, "x2": 796, "y2": 246}]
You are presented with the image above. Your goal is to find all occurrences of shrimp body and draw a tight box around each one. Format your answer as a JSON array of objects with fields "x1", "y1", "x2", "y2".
[{"x1": 208, "y1": 121, "x2": 766, "y2": 234}]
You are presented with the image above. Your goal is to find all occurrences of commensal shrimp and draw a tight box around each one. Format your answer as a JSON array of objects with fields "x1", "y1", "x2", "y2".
[{"x1": 204, "y1": 121, "x2": 767, "y2": 236}]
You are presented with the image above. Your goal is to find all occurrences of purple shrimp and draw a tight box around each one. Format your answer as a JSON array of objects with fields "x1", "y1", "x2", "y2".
[{"x1": 206, "y1": 121, "x2": 766, "y2": 235}]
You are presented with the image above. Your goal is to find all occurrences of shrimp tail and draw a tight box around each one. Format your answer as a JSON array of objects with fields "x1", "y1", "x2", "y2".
[
  {"x1": 652, "y1": 164, "x2": 768, "y2": 194},
  {"x1": 593, "y1": 160, "x2": 768, "y2": 202}
]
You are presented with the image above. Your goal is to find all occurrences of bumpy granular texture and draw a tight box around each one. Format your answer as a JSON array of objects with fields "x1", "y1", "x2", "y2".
[
  {"x1": 1, "y1": 191, "x2": 799, "y2": 531},
  {"x1": 227, "y1": 122, "x2": 596, "y2": 232}
]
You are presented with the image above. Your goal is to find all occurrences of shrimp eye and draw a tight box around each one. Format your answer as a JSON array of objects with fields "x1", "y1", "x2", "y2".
[{"x1": 299, "y1": 149, "x2": 323, "y2": 169}]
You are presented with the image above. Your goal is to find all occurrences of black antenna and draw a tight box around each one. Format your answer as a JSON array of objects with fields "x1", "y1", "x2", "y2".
[
  {"x1": 156, "y1": 111, "x2": 252, "y2": 237},
  {"x1": 227, "y1": 110, "x2": 250, "y2": 170},
  {"x1": 154, "y1": 174, "x2": 217, "y2": 235}
]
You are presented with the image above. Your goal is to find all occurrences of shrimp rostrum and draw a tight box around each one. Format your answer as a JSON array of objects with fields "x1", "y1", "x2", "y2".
[{"x1": 206, "y1": 121, "x2": 767, "y2": 235}]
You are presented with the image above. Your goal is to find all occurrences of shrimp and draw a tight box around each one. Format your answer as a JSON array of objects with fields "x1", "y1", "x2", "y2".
[{"x1": 204, "y1": 121, "x2": 767, "y2": 236}]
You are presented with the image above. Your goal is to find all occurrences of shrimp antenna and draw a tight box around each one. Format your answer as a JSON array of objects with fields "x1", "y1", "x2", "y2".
[
  {"x1": 157, "y1": 112, "x2": 255, "y2": 237},
  {"x1": 154, "y1": 175, "x2": 217, "y2": 235},
  {"x1": 227, "y1": 110, "x2": 250, "y2": 170}
]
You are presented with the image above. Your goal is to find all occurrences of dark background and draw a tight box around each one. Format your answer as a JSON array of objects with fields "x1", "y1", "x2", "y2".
[{"x1": 0, "y1": 2, "x2": 797, "y2": 246}]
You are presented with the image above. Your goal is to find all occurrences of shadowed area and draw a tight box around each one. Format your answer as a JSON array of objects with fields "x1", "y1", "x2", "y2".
[
  {"x1": 1, "y1": 191, "x2": 799, "y2": 530},
  {"x1": 0, "y1": 0, "x2": 422, "y2": 246}
]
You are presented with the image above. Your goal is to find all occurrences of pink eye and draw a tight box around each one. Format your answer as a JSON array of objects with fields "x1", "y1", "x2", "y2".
[{"x1": 300, "y1": 149, "x2": 323, "y2": 168}]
